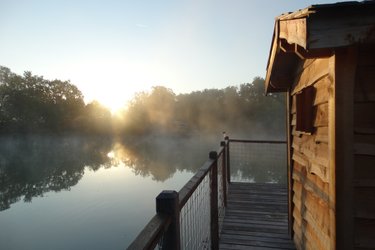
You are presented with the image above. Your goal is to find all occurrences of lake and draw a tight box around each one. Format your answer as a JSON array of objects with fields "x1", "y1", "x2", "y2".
[{"x1": 0, "y1": 134, "x2": 286, "y2": 249}]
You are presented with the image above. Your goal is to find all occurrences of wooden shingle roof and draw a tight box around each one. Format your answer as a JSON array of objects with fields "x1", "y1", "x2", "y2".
[{"x1": 265, "y1": 1, "x2": 375, "y2": 93}]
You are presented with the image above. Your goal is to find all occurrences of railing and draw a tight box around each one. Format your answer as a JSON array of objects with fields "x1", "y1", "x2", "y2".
[
  {"x1": 127, "y1": 137, "x2": 286, "y2": 250},
  {"x1": 228, "y1": 139, "x2": 287, "y2": 183},
  {"x1": 128, "y1": 138, "x2": 229, "y2": 250}
]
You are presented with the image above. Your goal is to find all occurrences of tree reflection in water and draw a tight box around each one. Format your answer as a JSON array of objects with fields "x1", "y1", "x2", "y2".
[
  {"x1": 0, "y1": 134, "x2": 286, "y2": 212},
  {"x1": 0, "y1": 135, "x2": 113, "y2": 211},
  {"x1": 0, "y1": 134, "x2": 216, "y2": 211}
]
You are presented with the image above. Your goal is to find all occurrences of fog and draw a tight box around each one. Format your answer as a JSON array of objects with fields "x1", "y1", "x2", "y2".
[{"x1": 1, "y1": 67, "x2": 287, "y2": 212}]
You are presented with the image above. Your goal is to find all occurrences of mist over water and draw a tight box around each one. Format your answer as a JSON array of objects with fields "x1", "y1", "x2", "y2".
[
  {"x1": 0, "y1": 128, "x2": 286, "y2": 249},
  {"x1": 0, "y1": 67, "x2": 287, "y2": 249}
]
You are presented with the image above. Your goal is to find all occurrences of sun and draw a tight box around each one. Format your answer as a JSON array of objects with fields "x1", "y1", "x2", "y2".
[
  {"x1": 72, "y1": 60, "x2": 156, "y2": 114},
  {"x1": 99, "y1": 95, "x2": 130, "y2": 115}
]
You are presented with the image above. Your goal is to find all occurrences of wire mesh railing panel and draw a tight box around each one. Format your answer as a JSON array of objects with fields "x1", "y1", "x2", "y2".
[
  {"x1": 179, "y1": 173, "x2": 211, "y2": 250},
  {"x1": 229, "y1": 141, "x2": 287, "y2": 184},
  {"x1": 217, "y1": 152, "x2": 225, "y2": 233}
]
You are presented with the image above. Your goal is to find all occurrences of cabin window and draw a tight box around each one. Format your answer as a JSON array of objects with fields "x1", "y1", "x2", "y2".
[{"x1": 296, "y1": 86, "x2": 315, "y2": 134}]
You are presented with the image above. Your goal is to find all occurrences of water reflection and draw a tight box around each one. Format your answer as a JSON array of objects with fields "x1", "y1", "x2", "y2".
[
  {"x1": 0, "y1": 135, "x2": 287, "y2": 213},
  {"x1": 0, "y1": 135, "x2": 216, "y2": 212},
  {"x1": 113, "y1": 135, "x2": 216, "y2": 181},
  {"x1": 0, "y1": 135, "x2": 113, "y2": 211}
]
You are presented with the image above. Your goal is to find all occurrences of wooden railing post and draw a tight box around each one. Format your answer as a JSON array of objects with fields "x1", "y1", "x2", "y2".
[
  {"x1": 224, "y1": 136, "x2": 231, "y2": 183},
  {"x1": 209, "y1": 151, "x2": 219, "y2": 250},
  {"x1": 156, "y1": 190, "x2": 180, "y2": 250},
  {"x1": 220, "y1": 141, "x2": 228, "y2": 207}
]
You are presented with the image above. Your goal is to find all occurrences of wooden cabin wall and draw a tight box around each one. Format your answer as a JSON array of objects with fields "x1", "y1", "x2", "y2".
[
  {"x1": 290, "y1": 57, "x2": 334, "y2": 250},
  {"x1": 353, "y1": 44, "x2": 375, "y2": 249}
]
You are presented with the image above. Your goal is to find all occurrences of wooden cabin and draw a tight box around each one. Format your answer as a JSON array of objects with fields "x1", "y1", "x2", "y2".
[{"x1": 265, "y1": 2, "x2": 375, "y2": 249}]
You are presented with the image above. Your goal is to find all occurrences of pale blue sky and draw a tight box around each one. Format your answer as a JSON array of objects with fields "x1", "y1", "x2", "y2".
[{"x1": 0, "y1": 0, "x2": 352, "y2": 110}]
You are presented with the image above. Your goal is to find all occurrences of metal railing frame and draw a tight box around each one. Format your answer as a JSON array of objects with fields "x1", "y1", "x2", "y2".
[{"x1": 127, "y1": 138, "x2": 286, "y2": 250}]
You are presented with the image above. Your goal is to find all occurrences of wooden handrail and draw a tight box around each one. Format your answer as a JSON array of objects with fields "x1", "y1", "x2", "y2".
[
  {"x1": 229, "y1": 139, "x2": 286, "y2": 144},
  {"x1": 127, "y1": 214, "x2": 171, "y2": 250},
  {"x1": 178, "y1": 146, "x2": 225, "y2": 209},
  {"x1": 128, "y1": 138, "x2": 285, "y2": 249},
  {"x1": 128, "y1": 145, "x2": 226, "y2": 250},
  {"x1": 178, "y1": 159, "x2": 214, "y2": 209}
]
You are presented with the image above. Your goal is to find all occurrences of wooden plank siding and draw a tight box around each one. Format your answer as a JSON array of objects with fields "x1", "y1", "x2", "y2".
[
  {"x1": 265, "y1": 3, "x2": 375, "y2": 249},
  {"x1": 289, "y1": 57, "x2": 335, "y2": 250},
  {"x1": 353, "y1": 45, "x2": 375, "y2": 249},
  {"x1": 219, "y1": 183, "x2": 295, "y2": 250},
  {"x1": 290, "y1": 46, "x2": 375, "y2": 249}
]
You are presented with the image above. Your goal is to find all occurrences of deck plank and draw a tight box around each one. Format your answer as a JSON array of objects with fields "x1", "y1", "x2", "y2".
[{"x1": 219, "y1": 182, "x2": 295, "y2": 250}]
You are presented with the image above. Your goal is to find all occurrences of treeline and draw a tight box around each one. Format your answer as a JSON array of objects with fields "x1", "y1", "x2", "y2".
[
  {"x1": 0, "y1": 66, "x2": 112, "y2": 134},
  {"x1": 120, "y1": 80, "x2": 285, "y2": 138},
  {"x1": 0, "y1": 66, "x2": 285, "y2": 137}
]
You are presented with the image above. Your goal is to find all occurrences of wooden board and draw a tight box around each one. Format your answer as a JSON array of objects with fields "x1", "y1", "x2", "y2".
[
  {"x1": 308, "y1": 7, "x2": 375, "y2": 49},
  {"x1": 314, "y1": 103, "x2": 329, "y2": 127},
  {"x1": 279, "y1": 18, "x2": 307, "y2": 49},
  {"x1": 334, "y1": 46, "x2": 357, "y2": 249},
  {"x1": 354, "y1": 102, "x2": 375, "y2": 130},
  {"x1": 354, "y1": 155, "x2": 375, "y2": 181},
  {"x1": 354, "y1": 66, "x2": 375, "y2": 102},
  {"x1": 292, "y1": 58, "x2": 330, "y2": 95},
  {"x1": 354, "y1": 187, "x2": 375, "y2": 219}
]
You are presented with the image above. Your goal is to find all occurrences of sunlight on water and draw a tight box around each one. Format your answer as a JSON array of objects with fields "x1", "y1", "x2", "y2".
[{"x1": 0, "y1": 161, "x2": 194, "y2": 250}]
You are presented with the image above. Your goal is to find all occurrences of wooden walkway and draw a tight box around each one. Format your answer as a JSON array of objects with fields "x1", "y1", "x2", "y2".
[{"x1": 219, "y1": 182, "x2": 295, "y2": 250}]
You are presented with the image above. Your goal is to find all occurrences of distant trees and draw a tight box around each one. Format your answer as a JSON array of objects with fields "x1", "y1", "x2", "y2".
[
  {"x1": 0, "y1": 66, "x2": 285, "y2": 137},
  {"x1": 0, "y1": 66, "x2": 112, "y2": 134},
  {"x1": 121, "y1": 77, "x2": 285, "y2": 138}
]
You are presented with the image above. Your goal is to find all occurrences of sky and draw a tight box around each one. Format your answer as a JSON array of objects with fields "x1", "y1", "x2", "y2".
[{"x1": 0, "y1": 0, "x2": 353, "y2": 111}]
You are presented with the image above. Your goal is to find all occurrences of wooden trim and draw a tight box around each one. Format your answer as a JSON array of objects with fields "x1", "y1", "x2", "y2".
[
  {"x1": 279, "y1": 18, "x2": 307, "y2": 49},
  {"x1": 334, "y1": 46, "x2": 358, "y2": 250},
  {"x1": 286, "y1": 90, "x2": 294, "y2": 238},
  {"x1": 265, "y1": 21, "x2": 280, "y2": 93},
  {"x1": 328, "y1": 54, "x2": 336, "y2": 250}
]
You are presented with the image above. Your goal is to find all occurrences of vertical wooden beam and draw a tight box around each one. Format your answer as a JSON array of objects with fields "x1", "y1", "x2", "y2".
[
  {"x1": 209, "y1": 151, "x2": 219, "y2": 250},
  {"x1": 328, "y1": 53, "x2": 337, "y2": 250},
  {"x1": 286, "y1": 90, "x2": 294, "y2": 238},
  {"x1": 156, "y1": 190, "x2": 181, "y2": 250},
  {"x1": 225, "y1": 136, "x2": 231, "y2": 183},
  {"x1": 220, "y1": 141, "x2": 228, "y2": 207},
  {"x1": 333, "y1": 46, "x2": 357, "y2": 250}
]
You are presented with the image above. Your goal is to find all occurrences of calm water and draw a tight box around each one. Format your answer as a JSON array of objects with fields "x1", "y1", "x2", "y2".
[
  {"x1": 0, "y1": 135, "x2": 218, "y2": 249},
  {"x1": 0, "y1": 134, "x2": 286, "y2": 249}
]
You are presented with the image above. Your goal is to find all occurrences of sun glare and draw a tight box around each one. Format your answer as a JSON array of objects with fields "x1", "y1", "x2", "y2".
[
  {"x1": 100, "y1": 97, "x2": 129, "y2": 115},
  {"x1": 72, "y1": 59, "x2": 158, "y2": 115}
]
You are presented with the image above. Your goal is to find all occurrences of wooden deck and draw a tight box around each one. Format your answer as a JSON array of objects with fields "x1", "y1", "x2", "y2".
[{"x1": 219, "y1": 182, "x2": 295, "y2": 250}]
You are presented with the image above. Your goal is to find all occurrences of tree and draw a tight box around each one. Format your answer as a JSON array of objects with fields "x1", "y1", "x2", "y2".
[
  {"x1": 74, "y1": 100, "x2": 113, "y2": 134},
  {"x1": 0, "y1": 66, "x2": 85, "y2": 133}
]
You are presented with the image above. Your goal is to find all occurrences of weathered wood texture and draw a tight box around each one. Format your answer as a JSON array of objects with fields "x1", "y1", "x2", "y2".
[
  {"x1": 219, "y1": 183, "x2": 295, "y2": 250},
  {"x1": 290, "y1": 57, "x2": 335, "y2": 249},
  {"x1": 353, "y1": 45, "x2": 375, "y2": 249},
  {"x1": 278, "y1": 4, "x2": 375, "y2": 51}
]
